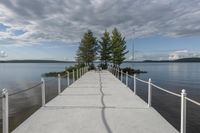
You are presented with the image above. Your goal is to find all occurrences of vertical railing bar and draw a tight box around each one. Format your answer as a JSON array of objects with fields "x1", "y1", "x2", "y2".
[
  {"x1": 121, "y1": 70, "x2": 123, "y2": 82},
  {"x1": 148, "y1": 78, "x2": 152, "y2": 107},
  {"x1": 58, "y1": 74, "x2": 61, "y2": 94},
  {"x1": 181, "y1": 89, "x2": 187, "y2": 133},
  {"x1": 73, "y1": 70, "x2": 75, "y2": 82},
  {"x1": 134, "y1": 74, "x2": 136, "y2": 95},
  {"x1": 2, "y1": 88, "x2": 9, "y2": 133},
  {"x1": 126, "y1": 72, "x2": 128, "y2": 86},
  {"x1": 67, "y1": 71, "x2": 69, "y2": 86},
  {"x1": 118, "y1": 68, "x2": 120, "y2": 79},
  {"x1": 41, "y1": 78, "x2": 45, "y2": 106},
  {"x1": 76, "y1": 68, "x2": 78, "y2": 80}
]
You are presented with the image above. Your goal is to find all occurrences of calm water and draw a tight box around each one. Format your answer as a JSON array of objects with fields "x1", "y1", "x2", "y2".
[
  {"x1": 122, "y1": 63, "x2": 200, "y2": 100},
  {"x1": 122, "y1": 62, "x2": 200, "y2": 133},
  {"x1": 0, "y1": 63, "x2": 75, "y2": 132},
  {"x1": 0, "y1": 63, "x2": 199, "y2": 132},
  {"x1": 0, "y1": 63, "x2": 75, "y2": 92}
]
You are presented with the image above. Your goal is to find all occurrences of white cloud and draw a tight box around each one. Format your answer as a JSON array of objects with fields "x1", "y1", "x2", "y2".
[
  {"x1": 0, "y1": 0, "x2": 200, "y2": 45},
  {"x1": 0, "y1": 50, "x2": 8, "y2": 58},
  {"x1": 169, "y1": 50, "x2": 200, "y2": 60}
]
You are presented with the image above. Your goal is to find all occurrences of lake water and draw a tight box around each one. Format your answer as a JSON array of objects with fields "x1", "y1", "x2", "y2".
[{"x1": 0, "y1": 63, "x2": 199, "y2": 133}]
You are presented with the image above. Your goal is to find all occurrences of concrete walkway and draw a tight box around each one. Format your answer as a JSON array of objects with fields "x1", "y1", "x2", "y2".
[{"x1": 12, "y1": 70, "x2": 179, "y2": 133}]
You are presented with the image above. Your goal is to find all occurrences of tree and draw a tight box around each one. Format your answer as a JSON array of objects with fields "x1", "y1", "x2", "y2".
[
  {"x1": 99, "y1": 30, "x2": 112, "y2": 69},
  {"x1": 111, "y1": 28, "x2": 128, "y2": 67},
  {"x1": 76, "y1": 30, "x2": 98, "y2": 66}
]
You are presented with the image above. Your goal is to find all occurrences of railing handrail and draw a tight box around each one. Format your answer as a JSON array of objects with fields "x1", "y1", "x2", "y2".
[
  {"x1": 151, "y1": 83, "x2": 181, "y2": 97},
  {"x1": 109, "y1": 66, "x2": 200, "y2": 106},
  {"x1": 186, "y1": 97, "x2": 200, "y2": 106},
  {"x1": 8, "y1": 82, "x2": 43, "y2": 97},
  {"x1": 109, "y1": 65, "x2": 200, "y2": 133},
  {"x1": 1, "y1": 66, "x2": 88, "y2": 133},
  {"x1": 135, "y1": 77, "x2": 149, "y2": 84}
]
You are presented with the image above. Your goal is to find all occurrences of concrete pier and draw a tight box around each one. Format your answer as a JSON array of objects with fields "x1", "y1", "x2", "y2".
[{"x1": 12, "y1": 70, "x2": 178, "y2": 133}]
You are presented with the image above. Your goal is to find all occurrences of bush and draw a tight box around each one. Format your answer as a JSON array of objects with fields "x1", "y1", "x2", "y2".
[{"x1": 122, "y1": 67, "x2": 147, "y2": 75}]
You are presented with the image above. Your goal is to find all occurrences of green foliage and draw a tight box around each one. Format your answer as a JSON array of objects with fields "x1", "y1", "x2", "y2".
[
  {"x1": 99, "y1": 30, "x2": 112, "y2": 69},
  {"x1": 111, "y1": 28, "x2": 128, "y2": 66},
  {"x1": 44, "y1": 64, "x2": 84, "y2": 77},
  {"x1": 75, "y1": 28, "x2": 128, "y2": 69},
  {"x1": 122, "y1": 67, "x2": 147, "y2": 75},
  {"x1": 76, "y1": 30, "x2": 98, "y2": 67}
]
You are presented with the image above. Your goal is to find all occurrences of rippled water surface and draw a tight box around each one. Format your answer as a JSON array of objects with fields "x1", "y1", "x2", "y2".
[{"x1": 0, "y1": 62, "x2": 199, "y2": 133}]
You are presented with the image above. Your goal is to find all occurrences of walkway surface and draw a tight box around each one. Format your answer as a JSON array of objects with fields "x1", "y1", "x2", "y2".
[{"x1": 12, "y1": 70, "x2": 179, "y2": 133}]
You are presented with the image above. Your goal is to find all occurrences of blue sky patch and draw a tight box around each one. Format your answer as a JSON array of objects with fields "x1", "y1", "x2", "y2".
[
  {"x1": 0, "y1": 23, "x2": 10, "y2": 32},
  {"x1": 12, "y1": 29, "x2": 26, "y2": 36}
]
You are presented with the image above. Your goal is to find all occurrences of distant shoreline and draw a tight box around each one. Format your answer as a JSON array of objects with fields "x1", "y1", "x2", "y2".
[
  {"x1": 0, "y1": 60, "x2": 76, "y2": 63},
  {"x1": 1, "y1": 57, "x2": 200, "y2": 63}
]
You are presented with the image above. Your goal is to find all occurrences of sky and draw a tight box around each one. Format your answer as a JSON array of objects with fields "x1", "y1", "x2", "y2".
[{"x1": 0, "y1": 0, "x2": 200, "y2": 61}]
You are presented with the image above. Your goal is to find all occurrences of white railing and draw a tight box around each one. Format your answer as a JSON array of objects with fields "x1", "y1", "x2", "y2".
[
  {"x1": 108, "y1": 66, "x2": 200, "y2": 133},
  {"x1": 1, "y1": 66, "x2": 89, "y2": 133}
]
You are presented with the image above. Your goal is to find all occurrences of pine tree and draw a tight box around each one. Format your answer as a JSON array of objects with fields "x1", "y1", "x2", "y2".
[
  {"x1": 99, "y1": 30, "x2": 112, "y2": 69},
  {"x1": 76, "y1": 30, "x2": 98, "y2": 66},
  {"x1": 111, "y1": 28, "x2": 128, "y2": 67}
]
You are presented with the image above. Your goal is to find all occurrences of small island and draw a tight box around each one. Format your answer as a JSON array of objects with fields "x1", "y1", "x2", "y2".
[{"x1": 43, "y1": 28, "x2": 146, "y2": 77}]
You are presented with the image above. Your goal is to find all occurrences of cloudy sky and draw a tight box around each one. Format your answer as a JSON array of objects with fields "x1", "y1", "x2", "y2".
[{"x1": 0, "y1": 0, "x2": 200, "y2": 61}]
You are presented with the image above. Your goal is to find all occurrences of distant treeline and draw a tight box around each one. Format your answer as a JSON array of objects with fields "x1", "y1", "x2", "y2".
[
  {"x1": 1, "y1": 57, "x2": 200, "y2": 63},
  {"x1": 0, "y1": 60, "x2": 75, "y2": 63}
]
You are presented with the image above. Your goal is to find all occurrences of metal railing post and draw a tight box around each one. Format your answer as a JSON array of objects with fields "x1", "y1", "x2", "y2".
[
  {"x1": 126, "y1": 72, "x2": 128, "y2": 86},
  {"x1": 41, "y1": 78, "x2": 45, "y2": 106},
  {"x1": 76, "y1": 68, "x2": 78, "y2": 79},
  {"x1": 121, "y1": 70, "x2": 123, "y2": 82},
  {"x1": 79, "y1": 68, "x2": 81, "y2": 77},
  {"x1": 148, "y1": 78, "x2": 152, "y2": 107},
  {"x1": 112, "y1": 67, "x2": 114, "y2": 74},
  {"x1": 181, "y1": 89, "x2": 187, "y2": 133},
  {"x1": 73, "y1": 70, "x2": 75, "y2": 82},
  {"x1": 117, "y1": 68, "x2": 119, "y2": 79},
  {"x1": 83, "y1": 67, "x2": 85, "y2": 74},
  {"x1": 67, "y1": 71, "x2": 69, "y2": 86},
  {"x1": 114, "y1": 67, "x2": 116, "y2": 76},
  {"x1": 58, "y1": 74, "x2": 61, "y2": 94},
  {"x1": 2, "y1": 88, "x2": 9, "y2": 133},
  {"x1": 134, "y1": 74, "x2": 136, "y2": 95}
]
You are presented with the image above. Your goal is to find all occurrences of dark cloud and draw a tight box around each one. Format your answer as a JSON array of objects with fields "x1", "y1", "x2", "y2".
[{"x1": 0, "y1": 0, "x2": 200, "y2": 44}]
